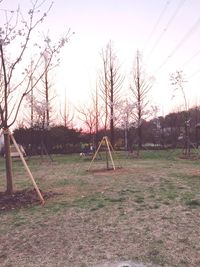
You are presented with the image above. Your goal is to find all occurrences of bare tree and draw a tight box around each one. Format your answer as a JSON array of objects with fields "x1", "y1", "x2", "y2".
[
  {"x1": 0, "y1": 0, "x2": 70, "y2": 194},
  {"x1": 77, "y1": 104, "x2": 96, "y2": 136},
  {"x1": 94, "y1": 83, "x2": 100, "y2": 149},
  {"x1": 130, "y1": 50, "x2": 154, "y2": 155},
  {"x1": 116, "y1": 99, "x2": 135, "y2": 151},
  {"x1": 28, "y1": 97, "x2": 49, "y2": 128},
  {"x1": 100, "y1": 41, "x2": 123, "y2": 147},
  {"x1": 26, "y1": 31, "x2": 73, "y2": 128},
  {"x1": 41, "y1": 33, "x2": 73, "y2": 126},
  {"x1": 77, "y1": 93, "x2": 99, "y2": 132},
  {"x1": 77, "y1": 87, "x2": 102, "y2": 148},
  {"x1": 170, "y1": 70, "x2": 190, "y2": 155},
  {"x1": 60, "y1": 88, "x2": 74, "y2": 128}
]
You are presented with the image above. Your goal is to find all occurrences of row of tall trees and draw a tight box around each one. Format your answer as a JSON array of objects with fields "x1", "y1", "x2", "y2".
[
  {"x1": 78, "y1": 44, "x2": 154, "y2": 157},
  {"x1": 77, "y1": 49, "x2": 195, "y2": 158},
  {"x1": 12, "y1": 41, "x2": 154, "y2": 157}
]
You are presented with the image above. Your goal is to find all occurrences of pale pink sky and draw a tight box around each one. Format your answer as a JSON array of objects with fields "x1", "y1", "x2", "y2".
[{"x1": 1, "y1": 0, "x2": 200, "y2": 116}]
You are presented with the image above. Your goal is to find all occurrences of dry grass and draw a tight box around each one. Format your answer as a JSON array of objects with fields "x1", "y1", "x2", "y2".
[{"x1": 0, "y1": 151, "x2": 200, "y2": 267}]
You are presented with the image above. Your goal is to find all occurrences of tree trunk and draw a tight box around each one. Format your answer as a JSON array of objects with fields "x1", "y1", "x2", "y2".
[
  {"x1": 136, "y1": 125, "x2": 142, "y2": 157},
  {"x1": 95, "y1": 85, "x2": 99, "y2": 150},
  {"x1": 110, "y1": 77, "x2": 114, "y2": 147},
  {"x1": 124, "y1": 126, "x2": 128, "y2": 151},
  {"x1": 4, "y1": 130, "x2": 13, "y2": 194},
  {"x1": 110, "y1": 114, "x2": 114, "y2": 147},
  {"x1": 45, "y1": 69, "x2": 49, "y2": 127},
  {"x1": 184, "y1": 122, "x2": 190, "y2": 156},
  {"x1": 138, "y1": 124, "x2": 142, "y2": 149}
]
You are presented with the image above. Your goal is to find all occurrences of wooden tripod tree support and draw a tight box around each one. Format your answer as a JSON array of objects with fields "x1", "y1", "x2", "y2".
[
  {"x1": 88, "y1": 136, "x2": 116, "y2": 171},
  {"x1": 9, "y1": 131, "x2": 45, "y2": 205}
]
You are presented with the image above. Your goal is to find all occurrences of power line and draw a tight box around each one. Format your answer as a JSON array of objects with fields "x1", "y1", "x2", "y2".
[
  {"x1": 181, "y1": 48, "x2": 200, "y2": 68},
  {"x1": 146, "y1": 0, "x2": 187, "y2": 59},
  {"x1": 154, "y1": 14, "x2": 200, "y2": 74},
  {"x1": 143, "y1": 0, "x2": 171, "y2": 52},
  {"x1": 188, "y1": 69, "x2": 200, "y2": 79}
]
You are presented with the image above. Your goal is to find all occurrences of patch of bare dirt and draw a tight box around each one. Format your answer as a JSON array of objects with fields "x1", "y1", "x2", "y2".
[
  {"x1": 90, "y1": 167, "x2": 142, "y2": 177},
  {"x1": 88, "y1": 167, "x2": 122, "y2": 173},
  {"x1": 179, "y1": 154, "x2": 200, "y2": 160},
  {"x1": 0, "y1": 189, "x2": 58, "y2": 212}
]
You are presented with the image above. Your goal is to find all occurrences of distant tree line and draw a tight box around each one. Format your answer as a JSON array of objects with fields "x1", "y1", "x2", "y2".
[
  {"x1": 122, "y1": 106, "x2": 200, "y2": 150},
  {"x1": 11, "y1": 105, "x2": 200, "y2": 155},
  {"x1": 13, "y1": 126, "x2": 82, "y2": 155}
]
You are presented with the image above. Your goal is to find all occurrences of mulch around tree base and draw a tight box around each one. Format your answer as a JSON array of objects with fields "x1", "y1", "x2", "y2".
[{"x1": 0, "y1": 189, "x2": 58, "y2": 212}]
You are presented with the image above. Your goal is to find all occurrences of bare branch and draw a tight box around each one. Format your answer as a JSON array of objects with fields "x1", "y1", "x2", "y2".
[{"x1": 8, "y1": 1, "x2": 53, "y2": 83}]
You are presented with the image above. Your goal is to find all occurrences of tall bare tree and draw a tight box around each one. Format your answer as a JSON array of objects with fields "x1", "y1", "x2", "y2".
[
  {"x1": 100, "y1": 41, "x2": 123, "y2": 147},
  {"x1": 60, "y1": 89, "x2": 74, "y2": 128},
  {"x1": 130, "y1": 50, "x2": 154, "y2": 155},
  {"x1": 27, "y1": 31, "x2": 72, "y2": 128},
  {"x1": 94, "y1": 83, "x2": 100, "y2": 149},
  {"x1": 170, "y1": 70, "x2": 190, "y2": 155}
]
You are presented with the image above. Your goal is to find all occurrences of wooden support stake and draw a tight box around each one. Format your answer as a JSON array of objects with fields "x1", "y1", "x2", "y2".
[
  {"x1": 88, "y1": 136, "x2": 116, "y2": 171},
  {"x1": 10, "y1": 133, "x2": 45, "y2": 205},
  {"x1": 87, "y1": 138, "x2": 104, "y2": 171}
]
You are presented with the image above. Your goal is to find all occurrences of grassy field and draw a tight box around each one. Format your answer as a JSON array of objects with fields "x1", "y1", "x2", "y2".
[{"x1": 0, "y1": 150, "x2": 200, "y2": 267}]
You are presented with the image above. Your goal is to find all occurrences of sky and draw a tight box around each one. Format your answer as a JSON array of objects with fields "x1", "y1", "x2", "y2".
[{"x1": 1, "y1": 0, "x2": 200, "y2": 123}]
